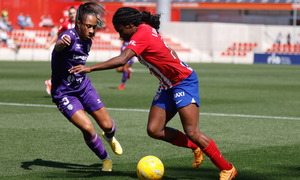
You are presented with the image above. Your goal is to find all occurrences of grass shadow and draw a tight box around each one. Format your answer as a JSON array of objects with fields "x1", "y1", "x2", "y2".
[{"x1": 21, "y1": 158, "x2": 137, "y2": 178}]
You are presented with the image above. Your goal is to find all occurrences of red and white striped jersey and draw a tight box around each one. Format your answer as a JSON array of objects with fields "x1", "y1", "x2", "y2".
[
  {"x1": 126, "y1": 24, "x2": 193, "y2": 90},
  {"x1": 58, "y1": 20, "x2": 75, "y2": 34}
]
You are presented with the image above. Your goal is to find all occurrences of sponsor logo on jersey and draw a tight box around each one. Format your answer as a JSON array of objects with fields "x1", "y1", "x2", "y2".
[
  {"x1": 66, "y1": 74, "x2": 84, "y2": 86},
  {"x1": 67, "y1": 74, "x2": 76, "y2": 85},
  {"x1": 73, "y1": 54, "x2": 87, "y2": 62},
  {"x1": 76, "y1": 44, "x2": 81, "y2": 49},
  {"x1": 175, "y1": 99, "x2": 183, "y2": 104},
  {"x1": 174, "y1": 92, "x2": 185, "y2": 98},
  {"x1": 129, "y1": 40, "x2": 136, "y2": 46}
]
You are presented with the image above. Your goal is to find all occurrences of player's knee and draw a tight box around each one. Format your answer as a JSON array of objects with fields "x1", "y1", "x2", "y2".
[
  {"x1": 101, "y1": 120, "x2": 113, "y2": 132},
  {"x1": 147, "y1": 127, "x2": 161, "y2": 139},
  {"x1": 80, "y1": 123, "x2": 95, "y2": 137},
  {"x1": 184, "y1": 129, "x2": 199, "y2": 142}
]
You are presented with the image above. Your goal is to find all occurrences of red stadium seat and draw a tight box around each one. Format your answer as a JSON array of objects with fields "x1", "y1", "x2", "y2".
[{"x1": 222, "y1": 42, "x2": 256, "y2": 56}]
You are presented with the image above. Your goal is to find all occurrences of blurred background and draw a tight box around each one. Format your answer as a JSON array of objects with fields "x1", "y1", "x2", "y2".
[{"x1": 0, "y1": 0, "x2": 299, "y2": 64}]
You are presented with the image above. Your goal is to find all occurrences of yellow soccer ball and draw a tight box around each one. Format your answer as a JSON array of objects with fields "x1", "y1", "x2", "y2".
[{"x1": 137, "y1": 156, "x2": 164, "y2": 180}]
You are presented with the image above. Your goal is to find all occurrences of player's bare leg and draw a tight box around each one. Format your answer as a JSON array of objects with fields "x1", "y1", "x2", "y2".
[
  {"x1": 91, "y1": 107, "x2": 123, "y2": 155},
  {"x1": 178, "y1": 104, "x2": 236, "y2": 179},
  {"x1": 71, "y1": 110, "x2": 96, "y2": 138},
  {"x1": 177, "y1": 104, "x2": 211, "y2": 149},
  {"x1": 147, "y1": 105, "x2": 177, "y2": 142},
  {"x1": 147, "y1": 105, "x2": 203, "y2": 167}
]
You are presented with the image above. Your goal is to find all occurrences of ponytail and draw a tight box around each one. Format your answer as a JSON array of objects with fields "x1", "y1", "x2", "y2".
[
  {"x1": 141, "y1": 11, "x2": 161, "y2": 32},
  {"x1": 75, "y1": 2, "x2": 106, "y2": 31}
]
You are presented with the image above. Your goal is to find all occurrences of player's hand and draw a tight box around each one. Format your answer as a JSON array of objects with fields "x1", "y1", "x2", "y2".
[
  {"x1": 69, "y1": 65, "x2": 92, "y2": 74},
  {"x1": 60, "y1": 35, "x2": 71, "y2": 46},
  {"x1": 54, "y1": 35, "x2": 71, "y2": 52}
]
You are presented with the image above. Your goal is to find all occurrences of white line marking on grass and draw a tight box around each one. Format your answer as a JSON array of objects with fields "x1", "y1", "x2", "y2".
[
  {"x1": 0, "y1": 102, "x2": 56, "y2": 108},
  {"x1": 200, "y1": 113, "x2": 300, "y2": 120},
  {"x1": 1, "y1": 102, "x2": 300, "y2": 121},
  {"x1": 106, "y1": 107, "x2": 149, "y2": 112},
  {"x1": 131, "y1": 68, "x2": 149, "y2": 73}
]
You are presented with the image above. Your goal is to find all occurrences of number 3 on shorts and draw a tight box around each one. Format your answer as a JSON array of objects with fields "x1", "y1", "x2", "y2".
[{"x1": 62, "y1": 97, "x2": 70, "y2": 106}]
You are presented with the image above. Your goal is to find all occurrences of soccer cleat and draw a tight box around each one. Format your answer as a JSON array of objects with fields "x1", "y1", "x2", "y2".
[
  {"x1": 45, "y1": 79, "x2": 52, "y2": 95},
  {"x1": 102, "y1": 132, "x2": 123, "y2": 155},
  {"x1": 192, "y1": 147, "x2": 203, "y2": 168},
  {"x1": 101, "y1": 158, "x2": 112, "y2": 172},
  {"x1": 118, "y1": 84, "x2": 124, "y2": 90},
  {"x1": 219, "y1": 164, "x2": 237, "y2": 180}
]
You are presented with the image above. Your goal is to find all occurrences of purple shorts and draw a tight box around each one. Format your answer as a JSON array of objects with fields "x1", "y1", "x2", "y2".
[{"x1": 54, "y1": 86, "x2": 104, "y2": 120}]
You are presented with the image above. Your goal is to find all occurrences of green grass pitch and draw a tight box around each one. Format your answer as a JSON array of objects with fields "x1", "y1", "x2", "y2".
[{"x1": 0, "y1": 61, "x2": 299, "y2": 179}]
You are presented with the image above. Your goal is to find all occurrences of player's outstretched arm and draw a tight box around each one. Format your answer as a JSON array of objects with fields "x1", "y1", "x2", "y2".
[{"x1": 69, "y1": 48, "x2": 136, "y2": 74}]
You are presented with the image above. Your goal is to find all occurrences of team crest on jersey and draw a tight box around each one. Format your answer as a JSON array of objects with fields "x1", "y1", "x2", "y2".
[{"x1": 67, "y1": 104, "x2": 73, "y2": 110}]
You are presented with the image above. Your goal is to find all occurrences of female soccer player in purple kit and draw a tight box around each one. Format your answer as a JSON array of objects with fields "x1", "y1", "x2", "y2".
[
  {"x1": 116, "y1": 41, "x2": 134, "y2": 90},
  {"x1": 51, "y1": 2, "x2": 122, "y2": 171},
  {"x1": 70, "y1": 7, "x2": 236, "y2": 180}
]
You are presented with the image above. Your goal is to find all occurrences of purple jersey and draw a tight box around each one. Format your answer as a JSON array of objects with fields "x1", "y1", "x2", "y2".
[
  {"x1": 51, "y1": 28, "x2": 92, "y2": 99},
  {"x1": 121, "y1": 41, "x2": 134, "y2": 66}
]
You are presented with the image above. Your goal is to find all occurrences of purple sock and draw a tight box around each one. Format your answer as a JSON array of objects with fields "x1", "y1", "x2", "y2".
[
  {"x1": 121, "y1": 71, "x2": 129, "y2": 84},
  {"x1": 85, "y1": 133, "x2": 108, "y2": 160},
  {"x1": 104, "y1": 119, "x2": 116, "y2": 138}
]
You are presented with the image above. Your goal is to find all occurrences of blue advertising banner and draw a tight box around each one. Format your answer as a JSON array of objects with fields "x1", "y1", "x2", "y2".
[{"x1": 254, "y1": 53, "x2": 300, "y2": 65}]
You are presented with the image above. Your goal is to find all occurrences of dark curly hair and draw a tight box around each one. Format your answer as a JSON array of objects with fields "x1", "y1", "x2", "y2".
[{"x1": 113, "y1": 7, "x2": 161, "y2": 32}]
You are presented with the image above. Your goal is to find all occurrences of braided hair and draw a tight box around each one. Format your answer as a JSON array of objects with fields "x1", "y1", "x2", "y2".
[
  {"x1": 113, "y1": 7, "x2": 161, "y2": 32},
  {"x1": 75, "y1": 2, "x2": 106, "y2": 32}
]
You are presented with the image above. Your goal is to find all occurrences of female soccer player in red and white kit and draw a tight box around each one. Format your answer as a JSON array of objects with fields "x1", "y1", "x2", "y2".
[{"x1": 69, "y1": 7, "x2": 236, "y2": 180}]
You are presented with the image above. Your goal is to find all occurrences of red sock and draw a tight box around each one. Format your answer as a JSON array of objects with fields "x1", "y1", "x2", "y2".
[
  {"x1": 202, "y1": 139, "x2": 232, "y2": 171},
  {"x1": 171, "y1": 130, "x2": 198, "y2": 150}
]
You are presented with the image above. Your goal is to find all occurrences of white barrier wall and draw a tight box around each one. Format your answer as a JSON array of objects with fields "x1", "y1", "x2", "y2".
[
  {"x1": 161, "y1": 22, "x2": 297, "y2": 64},
  {"x1": 0, "y1": 48, "x2": 122, "y2": 62},
  {"x1": 0, "y1": 22, "x2": 297, "y2": 63}
]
